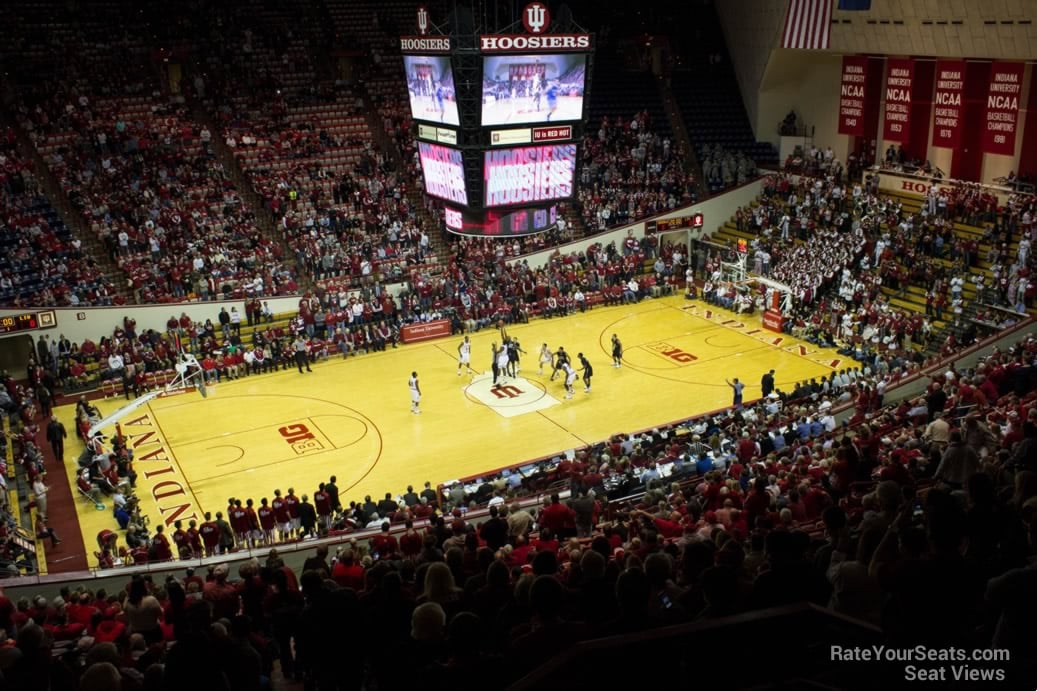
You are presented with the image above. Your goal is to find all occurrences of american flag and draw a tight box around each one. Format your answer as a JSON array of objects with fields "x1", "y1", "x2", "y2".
[{"x1": 781, "y1": 0, "x2": 832, "y2": 50}]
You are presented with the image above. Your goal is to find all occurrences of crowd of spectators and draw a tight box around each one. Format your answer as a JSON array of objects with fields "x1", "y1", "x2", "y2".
[
  {"x1": 706, "y1": 173, "x2": 1034, "y2": 366},
  {"x1": 15, "y1": 91, "x2": 296, "y2": 304},
  {"x1": 700, "y1": 143, "x2": 759, "y2": 194},
  {"x1": 576, "y1": 112, "x2": 696, "y2": 232},
  {"x1": 2, "y1": 330, "x2": 1035, "y2": 689},
  {"x1": 1, "y1": 129, "x2": 112, "y2": 308}
]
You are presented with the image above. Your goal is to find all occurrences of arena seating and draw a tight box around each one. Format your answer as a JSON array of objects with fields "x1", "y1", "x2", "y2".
[
  {"x1": 709, "y1": 174, "x2": 1034, "y2": 359},
  {"x1": 4, "y1": 325, "x2": 1034, "y2": 688},
  {"x1": 1, "y1": 136, "x2": 113, "y2": 307}
]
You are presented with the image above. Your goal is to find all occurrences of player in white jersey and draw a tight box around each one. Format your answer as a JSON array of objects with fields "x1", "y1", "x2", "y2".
[
  {"x1": 409, "y1": 371, "x2": 421, "y2": 414},
  {"x1": 562, "y1": 362, "x2": 577, "y2": 399},
  {"x1": 538, "y1": 343, "x2": 552, "y2": 375},
  {"x1": 457, "y1": 335, "x2": 472, "y2": 376},
  {"x1": 496, "y1": 343, "x2": 511, "y2": 384}
]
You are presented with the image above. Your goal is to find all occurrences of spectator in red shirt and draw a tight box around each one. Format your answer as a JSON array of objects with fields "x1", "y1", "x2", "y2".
[
  {"x1": 538, "y1": 494, "x2": 575, "y2": 538},
  {"x1": 371, "y1": 522, "x2": 399, "y2": 560},
  {"x1": 331, "y1": 549, "x2": 366, "y2": 590}
]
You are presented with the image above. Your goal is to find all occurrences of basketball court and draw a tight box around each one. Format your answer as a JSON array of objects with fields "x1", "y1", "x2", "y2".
[{"x1": 56, "y1": 296, "x2": 847, "y2": 564}]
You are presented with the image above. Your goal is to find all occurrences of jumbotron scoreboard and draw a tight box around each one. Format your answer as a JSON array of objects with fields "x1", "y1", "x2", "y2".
[{"x1": 401, "y1": 2, "x2": 594, "y2": 236}]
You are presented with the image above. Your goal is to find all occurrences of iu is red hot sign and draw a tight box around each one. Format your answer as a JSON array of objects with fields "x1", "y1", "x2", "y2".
[
  {"x1": 983, "y1": 61, "x2": 1024, "y2": 156},
  {"x1": 882, "y1": 58, "x2": 913, "y2": 143},
  {"x1": 838, "y1": 56, "x2": 867, "y2": 136}
]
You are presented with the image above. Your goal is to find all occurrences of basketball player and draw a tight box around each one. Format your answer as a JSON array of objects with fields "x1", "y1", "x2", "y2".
[
  {"x1": 545, "y1": 81, "x2": 559, "y2": 121},
  {"x1": 272, "y1": 489, "x2": 291, "y2": 542},
  {"x1": 496, "y1": 341, "x2": 511, "y2": 384},
  {"x1": 457, "y1": 335, "x2": 473, "y2": 376},
  {"x1": 506, "y1": 337, "x2": 526, "y2": 377},
  {"x1": 409, "y1": 371, "x2": 422, "y2": 414},
  {"x1": 611, "y1": 334, "x2": 624, "y2": 367},
  {"x1": 550, "y1": 346, "x2": 570, "y2": 381},
  {"x1": 538, "y1": 343, "x2": 552, "y2": 375},
  {"x1": 435, "y1": 83, "x2": 446, "y2": 122},
  {"x1": 491, "y1": 342, "x2": 502, "y2": 386},
  {"x1": 578, "y1": 352, "x2": 593, "y2": 393},
  {"x1": 562, "y1": 361, "x2": 577, "y2": 399}
]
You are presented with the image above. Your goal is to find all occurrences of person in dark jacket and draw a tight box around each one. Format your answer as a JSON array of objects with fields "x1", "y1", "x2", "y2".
[{"x1": 298, "y1": 495, "x2": 318, "y2": 537}]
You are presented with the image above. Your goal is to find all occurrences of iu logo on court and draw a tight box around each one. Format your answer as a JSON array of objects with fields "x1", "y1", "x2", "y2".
[
  {"x1": 490, "y1": 384, "x2": 523, "y2": 399},
  {"x1": 416, "y1": 5, "x2": 430, "y2": 35},
  {"x1": 523, "y1": 2, "x2": 550, "y2": 34}
]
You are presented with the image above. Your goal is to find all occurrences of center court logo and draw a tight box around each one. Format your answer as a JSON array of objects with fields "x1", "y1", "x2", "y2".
[
  {"x1": 523, "y1": 2, "x2": 550, "y2": 34},
  {"x1": 465, "y1": 373, "x2": 560, "y2": 418}
]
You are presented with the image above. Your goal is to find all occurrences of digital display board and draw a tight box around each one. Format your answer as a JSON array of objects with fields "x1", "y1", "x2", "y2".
[
  {"x1": 483, "y1": 144, "x2": 576, "y2": 207},
  {"x1": 445, "y1": 205, "x2": 559, "y2": 237},
  {"x1": 418, "y1": 142, "x2": 468, "y2": 205},
  {"x1": 481, "y1": 54, "x2": 586, "y2": 126},
  {"x1": 404, "y1": 55, "x2": 460, "y2": 126},
  {"x1": 0, "y1": 313, "x2": 38, "y2": 333}
]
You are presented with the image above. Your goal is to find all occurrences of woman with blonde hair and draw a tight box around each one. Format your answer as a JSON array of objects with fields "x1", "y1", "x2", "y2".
[{"x1": 417, "y1": 562, "x2": 463, "y2": 619}]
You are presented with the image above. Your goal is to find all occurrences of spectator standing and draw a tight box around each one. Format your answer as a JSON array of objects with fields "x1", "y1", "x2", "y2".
[{"x1": 46, "y1": 415, "x2": 67, "y2": 461}]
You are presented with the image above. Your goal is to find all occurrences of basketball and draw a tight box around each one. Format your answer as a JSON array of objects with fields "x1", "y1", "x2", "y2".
[{"x1": 497, "y1": 319, "x2": 504, "y2": 329}]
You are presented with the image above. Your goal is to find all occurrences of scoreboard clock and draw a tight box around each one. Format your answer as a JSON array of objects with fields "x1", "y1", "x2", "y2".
[
  {"x1": 646, "y1": 213, "x2": 704, "y2": 234},
  {"x1": 0, "y1": 311, "x2": 55, "y2": 334}
]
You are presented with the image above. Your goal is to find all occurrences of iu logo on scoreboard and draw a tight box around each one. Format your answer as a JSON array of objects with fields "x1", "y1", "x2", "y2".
[
  {"x1": 416, "y1": 5, "x2": 430, "y2": 35},
  {"x1": 523, "y1": 2, "x2": 550, "y2": 34}
]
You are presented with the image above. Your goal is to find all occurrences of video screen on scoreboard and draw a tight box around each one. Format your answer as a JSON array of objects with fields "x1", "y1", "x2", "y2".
[
  {"x1": 403, "y1": 55, "x2": 460, "y2": 126},
  {"x1": 483, "y1": 144, "x2": 576, "y2": 207},
  {"x1": 481, "y1": 54, "x2": 586, "y2": 126},
  {"x1": 418, "y1": 142, "x2": 468, "y2": 205}
]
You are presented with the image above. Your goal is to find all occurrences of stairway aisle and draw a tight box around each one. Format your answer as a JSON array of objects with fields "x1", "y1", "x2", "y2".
[
  {"x1": 184, "y1": 94, "x2": 311, "y2": 294},
  {"x1": 8, "y1": 121, "x2": 133, "y2": 304}
]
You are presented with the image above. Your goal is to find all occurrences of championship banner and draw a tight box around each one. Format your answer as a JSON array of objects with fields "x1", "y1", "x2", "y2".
[
  {"x1": 838, "y1": 56, "x2": 868, "y2": 136},
  {"x1": 932, "y1": 60, "x2": 965, "y2": 149},
  {"x1": 983, "y1": 61, "x2": 1024, "y2": 156},
  {"x1": 882, "y1": 58, "x2": 914, "y2": 142}
]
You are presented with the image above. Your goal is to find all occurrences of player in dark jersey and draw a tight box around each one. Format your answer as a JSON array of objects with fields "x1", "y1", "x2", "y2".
[
  {"x1": 578, "y1": 352, "x2": 594, "y2": 393},
  {"x1": 550, "y1": 346, "x2": 570, "y2": 381},
  {"x1": 611, "y1": 334, "x2": 624, "y2": 367}
]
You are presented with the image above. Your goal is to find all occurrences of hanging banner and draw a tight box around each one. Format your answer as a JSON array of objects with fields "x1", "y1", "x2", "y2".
[
  {"x1": 932, "y1": 60, "x2": 966, "y2": 149},
  {"x1": 838, "y1": 56, "x2": 868, "y2": 136},
  {"x1": 982, "y1": 61, "x2": 1024, "y2": 156},
  {"x1": 882, "y1": 58, "x2": 914, "y2": 142}
]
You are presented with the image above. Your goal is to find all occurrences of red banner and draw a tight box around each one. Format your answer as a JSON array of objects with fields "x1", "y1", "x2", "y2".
[
  {"x1": 400, "y1": 318, "x2": 451, "y2": 344},
  {"x1": 838, "y1": 56, "x2": 868, "y2": 136},
  {"x1": 931, "y1": 60, "x2": 965, "y2": 149},
  {"x1": 882, "y1": 58, "x2": 914, "y2": 142},
  {"x1": 983, "y1": 61, "x2": 1024, "y2": 156}
]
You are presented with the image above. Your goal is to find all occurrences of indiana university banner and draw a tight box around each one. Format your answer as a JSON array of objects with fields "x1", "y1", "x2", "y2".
[
  {"x1": 932, "y1": 59, "x2": 966, "y2": 149},
  {"x1": 882, "y1": 58, "x2": 913, "y2": 142},
  {"x1": 983, "y1": 61, "x2": 1024, "y2": 156},
  {"x1": 838, "y1": 55, "x2": 868, "y2": 136}
]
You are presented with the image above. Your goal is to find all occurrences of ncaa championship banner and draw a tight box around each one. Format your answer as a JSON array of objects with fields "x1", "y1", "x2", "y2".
[
  {"x1": 882, "y1": 58, "x2": 914, "y2": 142},
  {"x1": 838, "y1": 56, "x2": 868, "y2": 136},
  {"x1": 982, "y1": 61, "x2": 1024, "y2": 156},
  {"x1": 931, "y1": 60, "x2": 965, "y2": 149}
]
